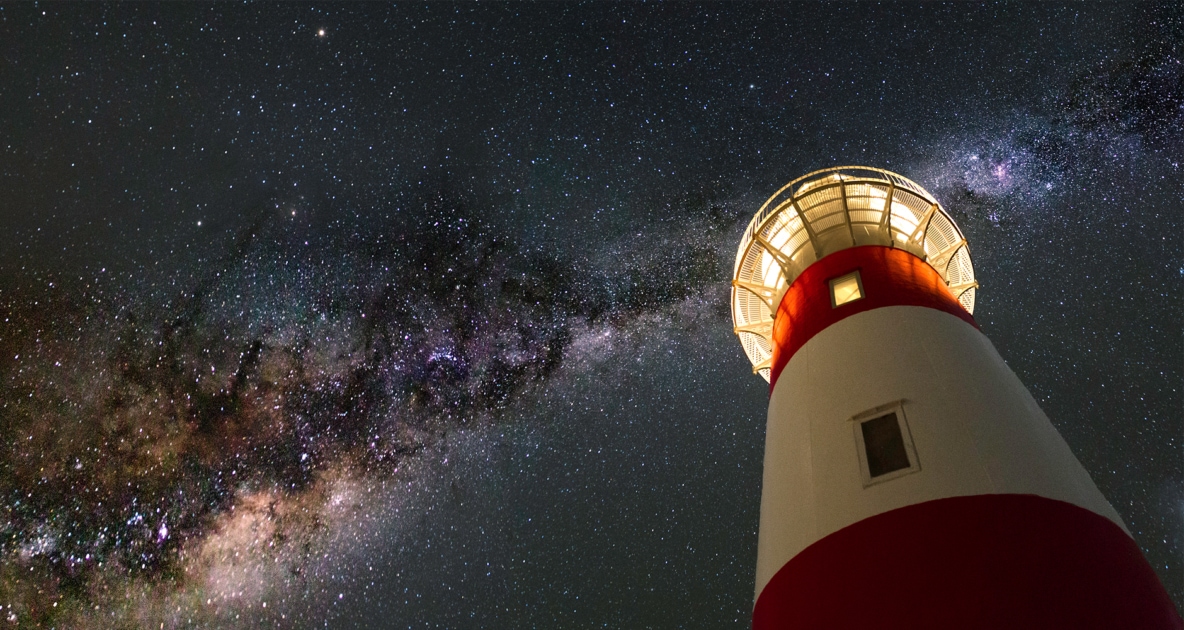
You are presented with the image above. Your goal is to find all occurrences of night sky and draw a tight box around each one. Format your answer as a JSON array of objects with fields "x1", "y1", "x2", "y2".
[{"x1": 1, "y1": 3, "x2": 1181, "y2": 627}]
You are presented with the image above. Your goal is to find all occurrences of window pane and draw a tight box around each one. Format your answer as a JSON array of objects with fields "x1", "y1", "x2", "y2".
[
  {"x1": 861, "y1": 413, "x2": 910, "y2": 478},
  {"x1": 831, "y1": 272, "x2": 862, "y2": 306}
]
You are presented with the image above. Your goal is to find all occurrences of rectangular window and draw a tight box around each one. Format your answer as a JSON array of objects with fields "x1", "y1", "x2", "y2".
[
  {"x1": 860, "y1": 413, "x2": 910, "y2": 478},
  {"x1": 830, "y1": 270, "x2": 863, "y2": 307},
  {"x1": 851, "y1": 401, "x2": 920, "y2": 487}
]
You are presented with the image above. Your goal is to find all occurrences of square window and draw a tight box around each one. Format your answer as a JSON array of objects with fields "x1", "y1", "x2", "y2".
[
  {"x1": 851, "y1": 401, "x2": 920, "y2": 487},
  {"x1": 830, "y1": 271, "x2": 863, "y2": 307}
]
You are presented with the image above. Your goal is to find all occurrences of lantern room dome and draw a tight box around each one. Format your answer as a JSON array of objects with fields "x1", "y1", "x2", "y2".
[{"x1": 731, "y1": 166, "x2": 977, "y2": 381}]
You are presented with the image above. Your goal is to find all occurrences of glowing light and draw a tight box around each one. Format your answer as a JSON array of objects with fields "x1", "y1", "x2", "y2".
[
  {"x1": 830, "y1": 272, "x2": 863, "y2": 306},
  {"x1": 732, "y1": 167, "x2": 976, "y2": 381}
]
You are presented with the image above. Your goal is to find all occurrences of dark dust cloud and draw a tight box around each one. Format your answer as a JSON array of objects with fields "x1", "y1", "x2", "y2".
[{"x1": 0, "y1": 3, "x2": 1180, "y2": 627}]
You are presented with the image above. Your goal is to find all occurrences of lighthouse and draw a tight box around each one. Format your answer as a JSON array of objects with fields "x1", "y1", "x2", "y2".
[{"x1": 730, "y1": 167, "x2": 1180, "y2": 628}]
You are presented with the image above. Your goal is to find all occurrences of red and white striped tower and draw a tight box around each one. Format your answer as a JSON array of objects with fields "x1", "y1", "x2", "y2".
[{"x1": 730, "y1": 167, "x2": 1180, "y2": 629}]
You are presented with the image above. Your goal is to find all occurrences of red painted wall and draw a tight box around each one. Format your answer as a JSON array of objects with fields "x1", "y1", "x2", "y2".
[
  {"x1": 753, "y1": 494, "x2": 1182, "y2": 629},
  {"x1": 769, "y1": 246, "x2": 975, "y2": 392}
]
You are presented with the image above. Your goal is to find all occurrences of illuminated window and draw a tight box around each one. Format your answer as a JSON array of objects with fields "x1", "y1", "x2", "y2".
[
  {"x1": 830, "y1": 270, "x2": 863, "y2": 307},
  {"x1": 852, "y1": 401, "x2": 920, "y2": 487}
]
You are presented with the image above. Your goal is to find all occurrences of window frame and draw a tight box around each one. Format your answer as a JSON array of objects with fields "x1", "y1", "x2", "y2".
[
  {"x1": 850, "y1": 400, "x2": 921, "y2": 487},
  {"x1": 829, "y1": 269, "x2": 865, "y2": 308}
]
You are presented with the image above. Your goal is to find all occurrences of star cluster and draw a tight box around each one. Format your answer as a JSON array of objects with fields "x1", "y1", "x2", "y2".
[{"x1": 0, "y1": 3, "x2": 1180, "y2": 627}]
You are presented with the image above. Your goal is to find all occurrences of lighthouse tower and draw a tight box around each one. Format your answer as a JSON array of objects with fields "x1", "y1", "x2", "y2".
[{"x1": 730, "y1": 167, "x2": 1180, "y2": 629}]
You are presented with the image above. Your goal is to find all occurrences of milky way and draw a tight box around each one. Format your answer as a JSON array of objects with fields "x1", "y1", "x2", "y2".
[{"x1": 1, "y1": 3, "x2": 1181, "y2": 627}]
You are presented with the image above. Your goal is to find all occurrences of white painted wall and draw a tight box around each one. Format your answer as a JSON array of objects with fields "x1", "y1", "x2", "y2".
[{"x1": 755, "y1": 305, "x2": 1125, "y2": 599}]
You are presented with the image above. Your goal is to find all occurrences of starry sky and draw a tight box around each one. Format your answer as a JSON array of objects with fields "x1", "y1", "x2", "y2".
[{"x1": 0, "y1": 3, "x2": 1181, "y2": 627}]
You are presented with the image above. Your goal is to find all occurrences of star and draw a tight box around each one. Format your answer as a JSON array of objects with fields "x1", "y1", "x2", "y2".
[{"x1": 0, "y1": 3, "x2": 1178, "y2": 627}]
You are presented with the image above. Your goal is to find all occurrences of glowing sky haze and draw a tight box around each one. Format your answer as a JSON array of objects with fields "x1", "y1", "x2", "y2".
[{"x1": 0, "y1": 3, "x2": 1180, "y2": 627}]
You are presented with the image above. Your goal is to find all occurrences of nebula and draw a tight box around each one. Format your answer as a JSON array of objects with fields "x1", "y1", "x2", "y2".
[
  {"x1": 0, "y1": 182, "x2": 736, "y2": 626},
  {"x1": 1, "y1": 3, "x2": 1181, "y2": 626}
]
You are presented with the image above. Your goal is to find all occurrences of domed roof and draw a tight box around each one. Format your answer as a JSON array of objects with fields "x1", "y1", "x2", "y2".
[{"x1": 732, "y1": 166, "x2": 977, "y2": 381}]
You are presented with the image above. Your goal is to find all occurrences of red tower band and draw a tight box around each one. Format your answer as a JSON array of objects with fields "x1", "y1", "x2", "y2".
[{"x1": 730, "y1": 168, "x2": 1180, "y2": 629}]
